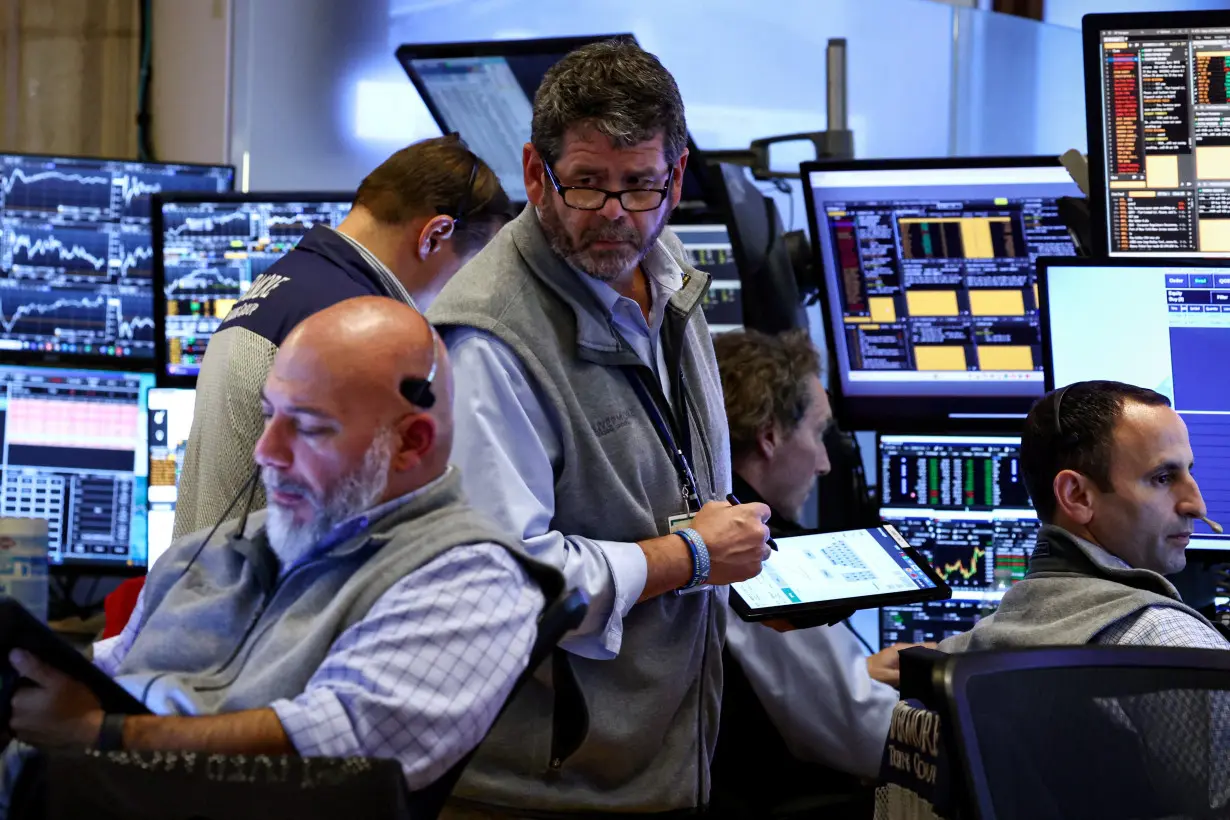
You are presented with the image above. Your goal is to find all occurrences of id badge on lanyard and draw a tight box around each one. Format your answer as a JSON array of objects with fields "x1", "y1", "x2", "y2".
[{"x1": 621, "y1": 369, "x2": 702, "y2": 531}]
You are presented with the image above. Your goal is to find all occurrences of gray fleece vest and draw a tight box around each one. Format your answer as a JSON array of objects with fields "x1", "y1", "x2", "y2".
[
  {"x1": 939, "y1": 524, "x2": 1222, "y2": 652},
  {"x1": 429, "y1": 206, "x2": 732, "y2": 814},
  {"x1": 115, "y1": 468, "x2": 560, "y2": 715}
]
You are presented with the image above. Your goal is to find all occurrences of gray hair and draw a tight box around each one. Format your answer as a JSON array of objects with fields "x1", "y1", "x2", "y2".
[{"x1": 531, "y1": 39, "x2": 687, "y2": 168}]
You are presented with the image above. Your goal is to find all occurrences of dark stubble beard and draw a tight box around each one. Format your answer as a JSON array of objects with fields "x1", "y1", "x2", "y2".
[{"x1": 538, "y1": 199, "x2": 669, "y2": 284}]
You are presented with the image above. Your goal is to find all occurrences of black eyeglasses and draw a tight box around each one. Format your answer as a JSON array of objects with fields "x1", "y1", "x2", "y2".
[
  {"x1": 399, "y1": 327, "x2": 440, "y2": 409},
  {"x1": 1052, "y1": 384, "x2": 1076, "y2": 448},
  {"x1": 542, "y1": 161, "x2": 672, "y2": 212},
  {"x1": 447, "y1": 154, "x2": 481, "y2": 228}
]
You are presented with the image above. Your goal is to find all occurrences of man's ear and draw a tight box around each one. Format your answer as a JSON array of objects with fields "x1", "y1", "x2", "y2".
[
  {"x1": 755, "y1": 423, "x2": 779, "y2": 461},
  {"x1": 391, "y1": 414, "x2": 437, "y2": 472},
  {"x1": 1053, "y1": 469, "x2": 1096, "y2": 525},
  {"x1": 524, "y1": 143, "x2": 546, "y2": 207},
  {"x1": 668, "y1": 148, "x2": 689, "y2": 210},
  {"x1": 416, "y1": 215, "x2": 455, "y2": 260}
]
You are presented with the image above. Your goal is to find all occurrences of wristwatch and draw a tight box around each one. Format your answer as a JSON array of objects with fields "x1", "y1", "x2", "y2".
[{"x1": 96, "y1": 713, "x2": 126, "y2": 752}]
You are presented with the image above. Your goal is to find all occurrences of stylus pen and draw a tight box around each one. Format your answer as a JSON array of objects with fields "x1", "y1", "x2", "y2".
[{"x1": 726, "y1": 493, "x2": 778, "y2": 551}]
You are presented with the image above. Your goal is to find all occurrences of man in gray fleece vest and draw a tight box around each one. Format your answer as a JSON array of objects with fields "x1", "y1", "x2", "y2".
[
  {"x1": 4, "y1": 297, "x2": 562, "y2": 797},
  {"x1": 940, "y1": 380, "x2": 1229, "y2": 652},
  {"x1": 429, "y1": 39, "x2": 773, "y2": 816}
]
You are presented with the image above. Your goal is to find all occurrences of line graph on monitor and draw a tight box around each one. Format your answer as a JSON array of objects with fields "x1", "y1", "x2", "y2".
[
  {"x1": 0, "y1": 167, "x2": 113, "y2": 214},
  {"x1": 162, "y1": 208, "x2": 251, "y2": 241},
  {"x1": 0, "y1": 282, "x2": 154, "y2": 351},
  {"x1": 2, "y1": 225, "x2": 110, "y2": 277},
  {"x1": 162, "y1": 263, "x2": 247, "y2": 299}
]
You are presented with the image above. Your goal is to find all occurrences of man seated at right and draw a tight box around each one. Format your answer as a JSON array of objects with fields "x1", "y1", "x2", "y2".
[{"x1": 940, "y1": 379, "x2": 1229, "y2": 652}]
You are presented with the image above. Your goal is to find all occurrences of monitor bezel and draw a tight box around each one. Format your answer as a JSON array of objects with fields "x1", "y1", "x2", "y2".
[
  {"x1": 0, "y1": 361, "x2": 155, "y2": 575},
  {"x1": 151, "y1": 191, "x2": 354, "y2": 388},
  {"x1": 799, "y1": 154, "x2": 1075, "y2": 434},
  {"x1": 1082, "y1": 10, "x2": 1230, "y2": 258},
  {"x1": 0, "y1": 152, "x2": 235, "y2": 372}
]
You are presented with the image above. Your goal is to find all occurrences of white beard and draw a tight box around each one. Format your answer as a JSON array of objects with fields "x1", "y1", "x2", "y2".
[{"x1": 263, "y1": 431, "x2": 394, "y2": 568}]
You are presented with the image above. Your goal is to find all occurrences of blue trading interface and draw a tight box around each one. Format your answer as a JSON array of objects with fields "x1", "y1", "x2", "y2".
[
  {"x1": 0, "y1": 154, "x2": 232, "y2": 360},
  {"x1": 1047, "y1": 263, "x2": 1230, "y2": 551},
  {"x1": 0, "y1": 365, "x2": 153, "y2": 568},
  {"x1": 158, "y1": 198, "x2": 351, "y2": 378},
  {"x1": 807, "y1": 165, "x2": 1080, "y2": 403},
  {"x1": 878, "y1": 434, "x2": 1039, "y2": 646}
]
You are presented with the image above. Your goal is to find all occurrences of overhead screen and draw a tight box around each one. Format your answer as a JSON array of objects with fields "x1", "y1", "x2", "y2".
[
  {"x1": 1041, "y1": 258, "x2": 1230, "y2": 552},
  {"x1": 153, "y1": 194, "x2": 352, "y2": 384},
  {"x1": 0, "y1": 364, "x2": 153, "y2": 571},
  {"x1": 877, "y1": 434, "x2": 1036, "y2": 648},
  {"x1": 396, "y1": 36, "x2": 709, "y2": 209},
  {"x1": 803, "y1": 159, "x2": 1081, "y2": 430},
  {"x1": 0, "y1": 153, "x2": 232, "y2": 364},
  {"x1": 1086, "y1": 12, "x2": 1230, "y2": 256}
]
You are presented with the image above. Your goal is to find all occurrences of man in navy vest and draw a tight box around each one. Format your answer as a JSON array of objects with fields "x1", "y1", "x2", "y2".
[
  {"x1": 2, "y1": 297, "x2": 559, "y2": 802},
  {"x1": 174, "y1": 136, "x2": 512, "y2": 542}
]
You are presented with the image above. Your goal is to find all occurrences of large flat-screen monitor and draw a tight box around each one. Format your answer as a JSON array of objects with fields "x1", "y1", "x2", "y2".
[
  {"x1": 802, "y1": 157, "x2": 1081, "y2": 431},
  {"x1": 0, "y1": 364, "x2": 154, "y2": 571},
  {"x1": 146, "y1": 387, "x2": 194, "y2": 569},
  {"x1": 0, "y1": 153, "x2": 233, "y2": 365},
  {"x1": 1084, "y1": 11, "x2": 1230, "y2": 257},
  {"x1": 395, "y1": 35, "x2": 711, "y2": 209},
  {"x1": 1040, "y1": 257, "x2": 1230, "y2": 552},
  {"x1": 152, "y1": 193, "x2": 352, "y2": 385},
  {"x1": 877, "y1": 433, "x2": 1039, "y2": 647}
]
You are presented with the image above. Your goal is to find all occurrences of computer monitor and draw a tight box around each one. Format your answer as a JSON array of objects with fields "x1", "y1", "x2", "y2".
[
  {"x1": 395, "y1": 35, "x2": 711, "y2": 209},
  {"x1": 152, "y1": 193, "x2": 352, "y2": 385},
  {"x1": 146, "y1": 387, "x2": 195, "y2": 569},
  {"x1": 802, "y1": 157, "x2": 1081, "y2": 431},
  {"x1": 1084, "y1": 11, "x2": 1230, "y2": 257},
  {"x1": 0, "y1": 153, "x2": 234, "y2": 365},
  {"x1": 0, "y1": 363, "x2": 154, "y2": 571},
  {"x1": 1040, "y1": 256, "x2": 1230, "y2": 552},
  {"x1": 671, "y1": 223, "x2": 742, "y2": 334},
  {"x1": 877, "y1": 433, "x2": 1039, "y2": 647}
]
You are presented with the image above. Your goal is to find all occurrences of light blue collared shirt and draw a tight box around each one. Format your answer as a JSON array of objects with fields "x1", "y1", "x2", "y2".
[{"x1": 442, "y1": 238, "x2": 685, "y2": 659}]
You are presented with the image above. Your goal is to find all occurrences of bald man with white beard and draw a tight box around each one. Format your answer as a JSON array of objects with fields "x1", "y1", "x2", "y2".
[{"x1": 2, "y1": 297, "x2": 561, "y2": 796}]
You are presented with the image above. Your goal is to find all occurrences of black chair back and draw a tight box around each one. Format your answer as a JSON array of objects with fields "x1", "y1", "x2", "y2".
[{"x1": 944, "y1": 646, "x2": 1230, "y2": 820}]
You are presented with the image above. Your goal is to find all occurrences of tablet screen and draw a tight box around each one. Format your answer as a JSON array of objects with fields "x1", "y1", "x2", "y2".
[{"x1": 732, "y1": 526, "x2": 939, "y2": 613}]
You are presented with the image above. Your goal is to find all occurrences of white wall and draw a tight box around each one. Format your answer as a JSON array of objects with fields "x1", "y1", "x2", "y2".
[{"x1": 228, "y1": 0, "x2": 439, "y2": 192}]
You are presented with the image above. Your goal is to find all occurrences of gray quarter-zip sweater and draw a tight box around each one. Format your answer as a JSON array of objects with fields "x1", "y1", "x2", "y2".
[{"x1": 429, "y1": 206, "x2": 732, "y2": 815}]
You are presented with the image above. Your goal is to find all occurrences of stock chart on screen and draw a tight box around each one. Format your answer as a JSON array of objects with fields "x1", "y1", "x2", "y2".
[
  {"x1": 0, "y1": 154, "x2": 232, "y2": 362},
  {"x1": 155, "y1": 195, "x2": 351, "y2": 380},
  {"x1": 877, "y1": 434, "x2": 1039, "y2": 645}
]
